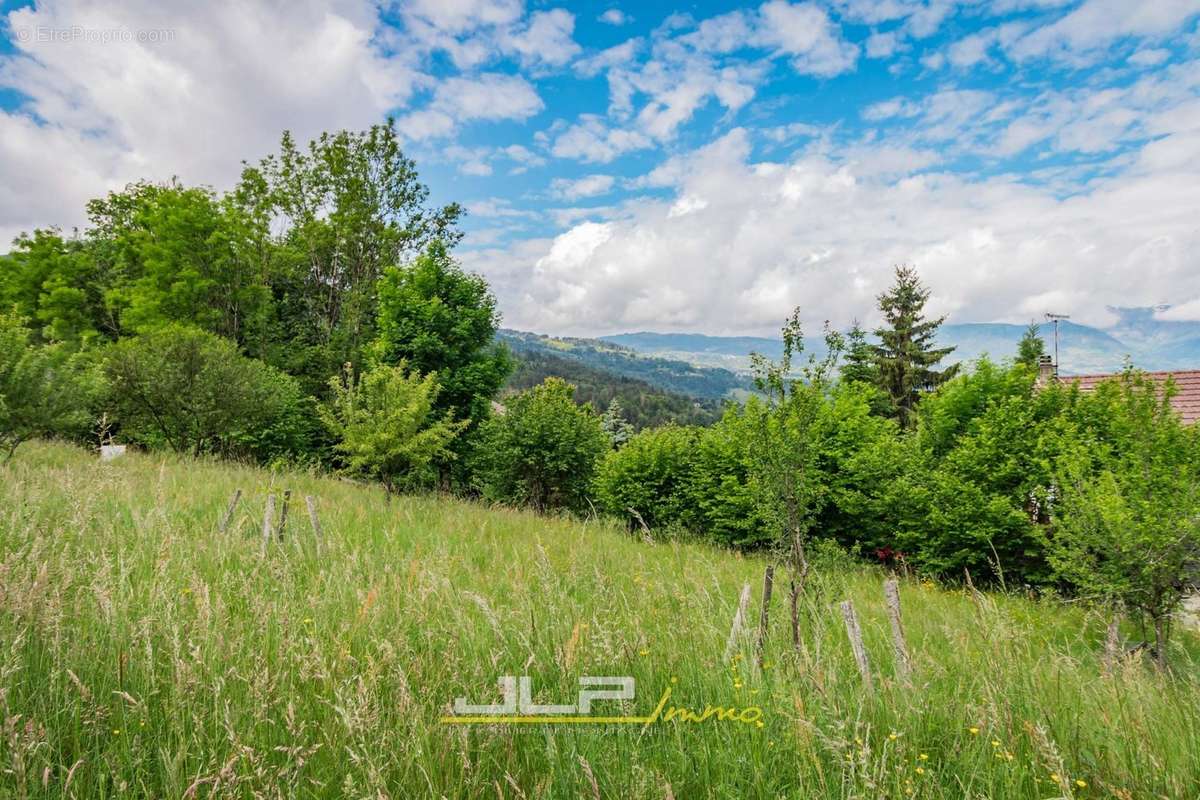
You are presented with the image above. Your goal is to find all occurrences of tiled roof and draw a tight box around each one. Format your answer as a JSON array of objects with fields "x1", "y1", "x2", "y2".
[{"x1": 1061, "y1": 370, "x2": 1200, "y2": 425}]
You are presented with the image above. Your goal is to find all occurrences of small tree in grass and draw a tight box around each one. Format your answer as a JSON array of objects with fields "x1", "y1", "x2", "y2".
[
  {"x1": 473, "y1": 377, "x2": 608, "y2": 513},
  {"x1": 319, "y1": 362, "x2": 465, "y2": 498},
  {"x1": 1051, "y1": 372, "x2": 1200, "y2": 668},
  {"x1": 748, "y1": 310, "x2": 841, "y2": 647},
  {"x1": 0, "y1": 312, "x2": 93, "y2": 462}
]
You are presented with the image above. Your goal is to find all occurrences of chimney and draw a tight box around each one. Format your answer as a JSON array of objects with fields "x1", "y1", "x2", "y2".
[{"x1": 1037, "y1": 353, "x2": 1056, "y2": 385}]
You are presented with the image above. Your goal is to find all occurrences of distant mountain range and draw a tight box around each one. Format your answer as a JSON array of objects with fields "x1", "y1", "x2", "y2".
[
  {"x1": 604, "y1": 308, "x2": 1200, "y2": 377},
  {"x1": 497, "y1": 329, "x2": 755, "y2": 401},
  {"x1": 501, "y1": 308, "x2": 1200, "y2": 404}
]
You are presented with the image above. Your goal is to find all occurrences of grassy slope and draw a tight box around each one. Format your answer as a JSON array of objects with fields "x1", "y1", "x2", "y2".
[{"x1": 1, "y1": 443, "x2": 1198, "y2": 799}]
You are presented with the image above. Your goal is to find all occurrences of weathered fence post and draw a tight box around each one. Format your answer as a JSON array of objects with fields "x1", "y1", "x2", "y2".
[
  {"x1": 724, "y1": 582, "x2": 752, "y2": 662},
  {"x1": 260, "y1": 494, "x2": 275, "y2": 556},
  {"x1": 755, "y1": 565, "x2": 775, "y2": 669},
  {"x1": 276, "y1": 489, "x2": 291, "y2": 540},
  {"x1": 218, "y1": 489, "x2": 241, "y2": 533},
  {"x1": 883, "y1": 578, "x2": 911, "y2": 682},
  {"x1": 840, "y1": 599, "x2": 873, "y2": 690},
  {"x1": 305, "y1": 495, "x2": 323, "y2": 550}
]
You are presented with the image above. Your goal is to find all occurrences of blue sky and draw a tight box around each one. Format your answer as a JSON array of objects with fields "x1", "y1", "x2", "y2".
[{"x1": 1, "y1": 0, "x2": 1199, "y2": 335}]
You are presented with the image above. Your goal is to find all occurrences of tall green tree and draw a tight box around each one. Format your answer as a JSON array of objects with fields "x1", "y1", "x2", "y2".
[
  {"x1": 2, "y1": 229, "x2": 106, "y2": 345},
  {"x1": 872, "y1": 266, "x2": 958, "y2": 427},
  {"x1": 1016, "y1": 322, "x2": 1046, "y2": 367},
  {"x1": 86, "y1": 182, "x2": 271, "y2": 349},
  {"x1": 371, "y1": 240, "x2": 511, "y2": 432},
  {"x1": 0, "y1": 314, "x2": 95, "y2": 462},
  {"x1": 749, "y1": 313, "x2": 842, "y2": 646},
  {"x1": 237, "y1": 122, "x2": 463, "y2": 392},
  {"x1": 839, "y1": 320, "x2": 890, "y2": 416}
]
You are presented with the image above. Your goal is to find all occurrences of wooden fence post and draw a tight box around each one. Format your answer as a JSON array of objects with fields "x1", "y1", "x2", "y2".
[
  {"x1": 840, "y1": 599, "x2": 873, "y2": 690},
  {"x1": 755, "y1": 565, "x2": 775, "y2": 669},
  {"x1": 305, "y1": 495, "x2": 324, "y2": 551},
  {"x1": 883, "y1": 579, "x2": 911, "y2": 681},
  {"x1": 260, "y1": 494, "x2": 275, "y2": 556},
  {"x1": 276, "y1": 489, "x2": 291, "y2": 540},
  {"x1": 218, "y1": 489, "x2": 241, "y2": 533},
  {"x1": 724, "y1": 582, "x2": 752, "y2": 662}
]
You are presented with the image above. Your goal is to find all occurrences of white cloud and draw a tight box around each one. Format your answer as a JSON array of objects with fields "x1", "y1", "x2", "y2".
[
  {"x1": 1010, "y1": 0, "x2": 1200, "y2": 61},
  {"x1": 399, "y1": 72, "x2": 544, "y2": 139},
  {"x1": 865, "y1": 31, "x2": 904, "y2": 59},
  {"x1": 0, "y1": 0, "x2": 415, "y2": 245},
  {"x1": 471, "y1": 113, "x2": 1200, "y2": 336},
  {"x1": 550, "y1": 173, "x2": 616, "y2": 200},
  {"x1": 574, "y1": 39, "x2": 641, "y2": 78},
  {"x1": 500, "y1": 9, "x2": 581, "y2": 68},
  {"x1": 550, "y1": 115, "x2": 653, "y2": 162},
  {"x1": 598, "y1": 9, "x2": 631, "y2": 26},
  {"x1": 861, "y1": 96, "x2": 921, "y2": 121},
  {"x1": 403, "y1": 0, "x2": 523, "y2": 35},
  {"x1": 466, "y1": 197, "x2": 538, "y2": 218},
  {"x1": 755, "y1": 0, "x2": 860, "y2": 76},
  {"x1": 1129, "y1": 48, "x2": 1171, "y2": 67}
]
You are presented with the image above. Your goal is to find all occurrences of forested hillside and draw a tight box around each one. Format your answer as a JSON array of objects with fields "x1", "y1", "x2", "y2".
[
  {"x1": 498, "y1": 329, "x2": 753, "y2": 400},
  {"x1": 505, "y1": 349, "x2": 722, "y2": 429}
]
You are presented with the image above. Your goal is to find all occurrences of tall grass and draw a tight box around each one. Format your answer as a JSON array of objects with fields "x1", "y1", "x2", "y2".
[{"x1": 1, "y1": 441, "x2": 1198, "y2": 798}]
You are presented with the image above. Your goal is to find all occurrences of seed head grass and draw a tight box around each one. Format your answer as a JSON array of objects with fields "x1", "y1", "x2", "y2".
[{"x1": 0, "y1": 442, "x2": 1198, "y2": 797}]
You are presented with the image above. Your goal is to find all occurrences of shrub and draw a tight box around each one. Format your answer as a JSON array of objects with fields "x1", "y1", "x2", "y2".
[
  {"x1": 1050, "y1": 372, "x2": 1200, "y2": 666},
  {"x1": 103, "y1": 325, "x2": 313, "y2": 461},
  {"x1": 593, "y1": 425, "x2": 699, "y2": 530},
  {"x1": 0, "y1": 313, "x2": 94, "y2": 462},
  {"x1": 689, "y1": 406, "x2": 768, "y2": 547},
  {"x1": 473, "y1": 378, "x2": 608, "y2": 513},
  {"x1": 319, "y1": 362, "x2": 465, "y2": 496}
]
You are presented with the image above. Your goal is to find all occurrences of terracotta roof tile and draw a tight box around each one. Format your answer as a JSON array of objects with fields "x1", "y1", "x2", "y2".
[{"x1": 1061, "y1": 370, "x2": 1200, "y2": 425}]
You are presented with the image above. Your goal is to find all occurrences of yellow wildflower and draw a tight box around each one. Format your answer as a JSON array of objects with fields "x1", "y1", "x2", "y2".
[
  {"x1": 1076, "y1": 779, "x2": 1087, "y2": 788},
  {"x1": 968, "y1": 726, "x2": 979, "y2": 735},
  {"x1": 915, "y1": 767, "x2": 925, "y2": 775},
  {"x1": 918, "y1": 753, "x2": 929, "y2": 761}
]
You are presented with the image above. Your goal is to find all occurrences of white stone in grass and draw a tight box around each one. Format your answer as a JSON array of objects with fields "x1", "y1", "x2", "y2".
[{"x1": 100, "y1": 444, "x2": 126, "y2": 462}]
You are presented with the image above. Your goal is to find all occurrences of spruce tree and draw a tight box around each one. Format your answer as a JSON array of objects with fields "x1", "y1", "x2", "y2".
[
  {"x1": 1016, "y1": 322, "x2": 1046, "y2": 367},
  {"x1": 840, "y1": 321, "x2": 879, "y2": 386},
  {"x1": 872, "y1": 266, "x2": 958, "y2": 427}
]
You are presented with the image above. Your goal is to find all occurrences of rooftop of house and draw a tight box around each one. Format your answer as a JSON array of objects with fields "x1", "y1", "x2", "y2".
[{"x1": 1057, "y1": 367, "x2": 1200, "y2": 425}]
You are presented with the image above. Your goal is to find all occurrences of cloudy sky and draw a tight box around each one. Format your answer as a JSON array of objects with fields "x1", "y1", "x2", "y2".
[{"x1": 2, "y1": 0, "x2": 1199, "y2": 335}]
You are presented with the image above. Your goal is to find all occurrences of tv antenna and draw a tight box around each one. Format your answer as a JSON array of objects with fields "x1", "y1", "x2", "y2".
[{"x1": 1045, "y1": 313, "x2": 1070, "y2": 374}]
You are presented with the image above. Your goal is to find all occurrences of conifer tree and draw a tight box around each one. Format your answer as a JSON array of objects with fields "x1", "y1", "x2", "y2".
[
  {"x1": 840, "y1": 321, "x2": 879, "y2": 386},
  {"x1": 872, "y1": 266, "x2": 958, "y2": 427},
  {"x1": 1016, "y1": 322, "x2": 1046, "y2": 368}
]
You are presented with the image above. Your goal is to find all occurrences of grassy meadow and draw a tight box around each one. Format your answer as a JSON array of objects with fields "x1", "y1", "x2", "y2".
[{"x1": 1, "y1": 441, "x2": 1199, "y2": 799}]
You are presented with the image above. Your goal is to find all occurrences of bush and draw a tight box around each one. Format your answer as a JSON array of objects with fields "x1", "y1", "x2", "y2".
[
  {"x1": 0, "y1": 313, "x2": 95, "y2": 461},
  {"x1": 319, "y1": 362, "x2": 465, "y2": 495},
  {"x1": 102, "y1": 325, "x2": 314, "y2": 461},
  {"x1": 689, "y1": 406, "x2": 768, "y2": 547},
  {"x1": 1050, "y1": 372, "x2": 1200, "y2": 666},
  {"x1": 593, "y1": 425, "x2": 699, "y2": 530},
  {"x1": 473, "y1": 378, "x2": 608, "y2": 513}
]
